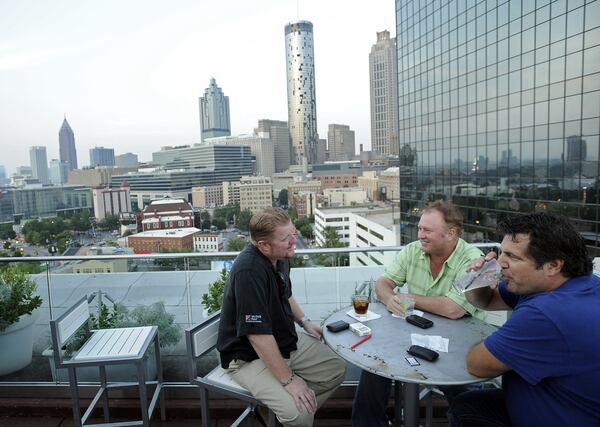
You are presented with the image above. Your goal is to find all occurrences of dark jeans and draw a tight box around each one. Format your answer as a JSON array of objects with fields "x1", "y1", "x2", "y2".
[
  {"x1": 448, "y1": 389, "x2": 512, "y2": 427},
  {"x1": 351, "y1": 370, "x2": 474, "y2": 427}
]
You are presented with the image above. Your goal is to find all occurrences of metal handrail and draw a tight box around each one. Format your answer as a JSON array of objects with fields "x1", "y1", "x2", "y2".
[{"x1": 0, "y1": 243, "x2": 500, "y2": 263}]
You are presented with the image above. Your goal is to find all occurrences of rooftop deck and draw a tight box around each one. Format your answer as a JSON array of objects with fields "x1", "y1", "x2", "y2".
[{"x1": 1, "y1": 246, "x2": 497, "y2": 426}]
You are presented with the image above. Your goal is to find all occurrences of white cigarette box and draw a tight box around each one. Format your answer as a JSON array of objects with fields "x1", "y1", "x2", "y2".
[{"x1": 349, "y1": 322, "x2": 371, "y2": 337}]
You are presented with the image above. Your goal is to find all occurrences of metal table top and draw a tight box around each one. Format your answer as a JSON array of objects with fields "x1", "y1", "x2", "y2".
[{"x1": 323, "y1": 303, "x2": 498, "y2": 386}]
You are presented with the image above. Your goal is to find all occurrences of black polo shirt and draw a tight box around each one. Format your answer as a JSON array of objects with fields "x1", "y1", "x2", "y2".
[{"x1": 217, "y1": 244, "x2": 297, "y2": 369}]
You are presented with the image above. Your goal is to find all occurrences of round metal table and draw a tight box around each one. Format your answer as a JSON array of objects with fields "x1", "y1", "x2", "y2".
[{"x1": 322, "y1": 303, "x2": 498, "y2": 426}]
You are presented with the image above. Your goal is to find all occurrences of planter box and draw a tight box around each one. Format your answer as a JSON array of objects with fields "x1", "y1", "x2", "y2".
[
  {"x1": 43, "y1": 348, "x2": 157, "y2": 383},
  {"x1": 0, "y1": 312, "x2": 38, "y2": 376}
]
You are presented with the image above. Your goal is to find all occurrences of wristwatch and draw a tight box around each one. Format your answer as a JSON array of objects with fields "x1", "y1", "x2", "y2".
[{"x1": 296, "y1": 316, "x2": 310, "y2": 329}]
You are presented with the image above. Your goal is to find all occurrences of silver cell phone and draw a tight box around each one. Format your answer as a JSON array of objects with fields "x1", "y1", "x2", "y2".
[{"x1": 405, "y1": 356, "x2": 420, "y2": 366}]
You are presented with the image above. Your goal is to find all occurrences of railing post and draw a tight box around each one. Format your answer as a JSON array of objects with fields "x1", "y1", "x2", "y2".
[
  {"x1": 184, "y1": 257, "x2": 193, "y2": 326},
  {"x1": 46, "y1": 262, "x2": 54, "y2": 320}
]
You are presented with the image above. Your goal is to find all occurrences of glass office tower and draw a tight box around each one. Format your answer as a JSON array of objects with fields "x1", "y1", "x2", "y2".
[{"x1": 396, "y1": 0, "x2": 600, "y2": 254}]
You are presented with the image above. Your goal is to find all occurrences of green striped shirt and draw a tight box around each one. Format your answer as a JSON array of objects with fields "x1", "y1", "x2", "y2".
[{"x1": 382, "y1": 239, "x2": 487, "y2": 321}]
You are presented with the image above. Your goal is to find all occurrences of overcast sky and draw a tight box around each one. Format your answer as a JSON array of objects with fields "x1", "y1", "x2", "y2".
[{"x1": 0, "y1": 0, "x2": 395, "y2": 175}]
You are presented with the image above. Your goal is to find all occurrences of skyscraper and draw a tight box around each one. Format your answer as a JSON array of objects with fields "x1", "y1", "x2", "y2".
[
  {"x1": 59, "y1": 117, "x2": 78, "y2": 170},
  {"x1": 396, "y1": 0, "x2": 600, "y2": 254},
  {"x1": 255, "y1": 119, "x2": 292, "y2": 172},
  {"x1": 199, "y1": 78, "x2": 231, "y2": 141},
  {"x1": 89, "y1": 147, "x2": 115, "y2": 167},
  {"x1": 285, "y1": 20, "x2": 318, "y2": 165},
  {"x1": 327, "y1": 124, "x2": 356, "y2": 161},
  {"x1": 369, "y1": 30, "x2": 399, "y2": 156},
  {"x1": 29, "y1": 146, "x2": 49, "y2": 185},
  {"x1": 49, "y1": 159, "x2": 68, "y2": 185}
]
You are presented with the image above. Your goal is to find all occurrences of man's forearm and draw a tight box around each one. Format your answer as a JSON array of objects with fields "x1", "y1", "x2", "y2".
[
  {"x1": 375, "y1": 276, "x2": 397, "y2": 303},
  {"x1": 247, "y1": 334, "x2": 293, "y2": 383},
  {"x1": 411, "y1": 295, "x2": 466, "y2": 319},
  {"x1": 464, "y1": 286, "x2": 511, "y2": 311},
  {"x1": 464, "y1": 286, "x2": 495, "y2": 309}
]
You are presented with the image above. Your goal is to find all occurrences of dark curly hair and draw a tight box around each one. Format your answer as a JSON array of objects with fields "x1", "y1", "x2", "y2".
[{"x1": 497, "y1": 212, "x2": 592, "y2": 277}]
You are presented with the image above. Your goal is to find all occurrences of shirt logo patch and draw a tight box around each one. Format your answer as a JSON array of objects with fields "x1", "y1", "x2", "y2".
[{"x1": 245, "y1": 314, "x2": 262, "y2": 323}]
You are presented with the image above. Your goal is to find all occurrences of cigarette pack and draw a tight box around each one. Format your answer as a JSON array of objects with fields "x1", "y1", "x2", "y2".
[{"x1": 349, "y1": 322, "x2": 371, "y2": 337}]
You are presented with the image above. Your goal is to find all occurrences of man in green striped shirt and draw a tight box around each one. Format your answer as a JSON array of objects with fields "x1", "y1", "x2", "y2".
[{"x1": 352, "y1": 200, "x2": 487, "y2": 427}]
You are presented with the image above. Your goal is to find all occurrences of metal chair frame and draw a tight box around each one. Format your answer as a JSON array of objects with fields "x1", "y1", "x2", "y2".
[
  {"x1": 49, "y1": 296, "x2": 165, "y2": 427},
  {"x1": 185, "y1": 311, "x2": 277, "y2": 427}
]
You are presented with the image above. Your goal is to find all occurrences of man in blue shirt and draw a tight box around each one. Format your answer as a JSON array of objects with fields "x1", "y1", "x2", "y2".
[{"x1": 449, "y1": 212, "x2": 600, "y2": 427}]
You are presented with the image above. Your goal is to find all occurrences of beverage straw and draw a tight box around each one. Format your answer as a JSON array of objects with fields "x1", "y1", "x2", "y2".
[{"x1": 350, "y1": 334, "x2": 372, "y2": 349}]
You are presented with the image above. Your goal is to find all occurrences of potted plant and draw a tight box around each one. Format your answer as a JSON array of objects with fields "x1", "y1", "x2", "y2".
[
  {"x1": 44, "y1": 299, "x2": 181, "y2": 382},
  {"x1": 0, "y1": 268, "x2": 43, "y2": 376}
]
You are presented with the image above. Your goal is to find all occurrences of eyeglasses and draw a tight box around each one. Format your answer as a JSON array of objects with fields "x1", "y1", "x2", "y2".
[{"x1": 276, "y1": 228, "x2": 298, "y2": 243}]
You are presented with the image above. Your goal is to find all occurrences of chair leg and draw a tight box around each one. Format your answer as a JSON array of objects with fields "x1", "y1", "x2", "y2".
[
  {"x1": 199, "y1": 387, "x2": 210, "y2": 427},
  {"x1": 394, "y1": 380, "x2": 402, "y2": 426},
  {"x1": 154, "y1": 335, "x2": 166, "y2": 420},
  {"x1": 268, "y1": 408, "x2": 277, "y2": 426},
  {"x1": 137, "y1": 362, "x2": 150, "y2": 427},
  {"x1": 99, "y1": 365, "x2": 110, "y2": 423},
  {"x1": 68, "y1": 367, "x2": 82, "y2": 427}
]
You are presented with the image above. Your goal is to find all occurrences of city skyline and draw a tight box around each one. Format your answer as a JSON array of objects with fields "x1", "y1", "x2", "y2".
[{"x1": 0, "y1": 0, "x2": 395, "y2": 174}]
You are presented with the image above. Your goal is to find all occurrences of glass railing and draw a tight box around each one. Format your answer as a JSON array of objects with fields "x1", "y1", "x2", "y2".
[{"x1": 0, "y1": 243, "x2": 500, "y2": 389}]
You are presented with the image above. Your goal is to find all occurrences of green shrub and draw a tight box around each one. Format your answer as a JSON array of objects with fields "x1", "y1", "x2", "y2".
[
  {"x1": 0, "y1": 269, "x2": 43, "y2": 332},
  {"x1": 201, "y1": 268, "x2": 228, "y2": 315}
]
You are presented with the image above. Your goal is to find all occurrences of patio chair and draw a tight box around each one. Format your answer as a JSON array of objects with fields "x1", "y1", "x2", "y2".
[
  {"x1": 185, "y1": 311, "x2": 277, "y2": 427},
  {"x1": 49, "y1": 296, "x2": 165, "y2": 427}
]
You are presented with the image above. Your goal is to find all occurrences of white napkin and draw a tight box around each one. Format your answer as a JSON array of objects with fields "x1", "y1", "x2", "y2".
[
  {"x1": 346, "y1": 309, "x2": 382, "y2": 322},
  {"x1": 410, "y1": 333, "x2": 449, "y2": 352}
]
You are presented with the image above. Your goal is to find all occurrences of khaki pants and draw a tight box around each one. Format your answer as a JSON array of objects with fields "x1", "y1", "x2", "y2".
[{"x1": 228, "y1": 333, "x2": 346, "y2": 427}]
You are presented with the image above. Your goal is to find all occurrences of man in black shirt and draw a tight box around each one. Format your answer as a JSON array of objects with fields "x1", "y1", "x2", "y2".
[{"x1": 217, "y1": 207, "x2": 346, "y2": 427}]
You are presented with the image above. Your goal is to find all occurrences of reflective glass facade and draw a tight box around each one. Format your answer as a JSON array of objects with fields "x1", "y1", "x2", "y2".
[{"x1": 396, "y1": 0, "x2": 600, "y2": 254}]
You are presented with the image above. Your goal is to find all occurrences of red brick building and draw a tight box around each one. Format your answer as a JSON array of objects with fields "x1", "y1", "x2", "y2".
[{"x1": 138, "y1": 198, "x2": 195, "y2": 232}]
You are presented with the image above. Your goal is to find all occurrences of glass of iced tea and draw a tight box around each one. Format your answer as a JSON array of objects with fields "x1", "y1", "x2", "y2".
[{"x1": 352, "y1": 294, "x2": 370, "y2": 318}]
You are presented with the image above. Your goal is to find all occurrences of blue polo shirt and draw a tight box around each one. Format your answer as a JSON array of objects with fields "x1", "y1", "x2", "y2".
[{"x1": 484, "y1": 274, "x2": 600, "y2": 427}]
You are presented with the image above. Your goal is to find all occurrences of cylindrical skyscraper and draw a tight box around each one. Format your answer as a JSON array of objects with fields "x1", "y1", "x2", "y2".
[{"x1": 285, "y1": 21, "x2": 318, "y2": 166}]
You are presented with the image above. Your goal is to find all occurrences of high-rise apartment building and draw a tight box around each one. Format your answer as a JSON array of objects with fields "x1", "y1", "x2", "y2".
[
  {"x1": 203, "y1": 134, "x2": 275, "y2": 178},
  {"x1": 0, "y1": 165, "x2": 7, "y2": 186},
  {"x1": 396, "y1": 0, "x2": 600, "y2": 254},
  {"x1": 255, "y1": 120, "x2": 292, "y2": 172},
  {"x1": 199, "y1": 78, "x2": 231, "y2": 141},
  {"x1": 89, "y1": 147, "x2": 115, "y2": 167},
  {"x1": 327, "y1": 124, "x2": 356, "y2": 161},
  {"x1": 239, "y1": 176, "x2": 273, "y2": 214},
  {"x1": 285, "y1": 21, "x2": 318, "y2": 165},
  {"x1": 49, "y1": 159, "x2": 68, "y2": 185},
  {"x1": 29, "y1": 146, "x2": 49, "y2": 185},
  {"x1": 59, "y1": 117, "x2": 78, "y2": 170},
  {"x1": 115, "y1": 152, "x2": 139, "y2": 168},
  {"x1": 369, "y1": 30, "x2": 399, "y2": 157}
]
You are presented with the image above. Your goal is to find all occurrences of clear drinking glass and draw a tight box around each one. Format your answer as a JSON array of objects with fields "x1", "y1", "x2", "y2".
[
  {"x1": 351, "y1": 294, "x2": 370, "y2": 317},
  {"x1": 453, "y1": 258, "x2": 502, "y2": 294},
  {"x1": 392, "y1": 295, "x2": 415, "y2": 318}
]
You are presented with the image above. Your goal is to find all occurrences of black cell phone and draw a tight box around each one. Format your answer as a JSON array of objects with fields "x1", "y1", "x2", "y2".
[
  {"x1": 407, "y1": 345, "x2": 439, "y2": 362},
  {"x1": 326, "y1": 320, "x2": 350, "y2": 332},
  {"x1": 406, "y1": 314, "x2": 434, "y2": 329}
]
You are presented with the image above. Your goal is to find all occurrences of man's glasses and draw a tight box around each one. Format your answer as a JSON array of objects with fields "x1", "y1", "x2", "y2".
[{"x1": 276, "y1": 228, "x2": 298, "y2": 243}]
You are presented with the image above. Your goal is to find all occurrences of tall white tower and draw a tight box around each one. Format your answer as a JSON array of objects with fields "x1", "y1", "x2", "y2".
[
  {"x1": 285, "y1": 21, "x2": 318, "y2": 165},
  {"x1": 199, "y1": 78, "x2": 231, "y2": 142},
  {"x1": 369, "y1": 30, "x2": 399, "y2": 156}
]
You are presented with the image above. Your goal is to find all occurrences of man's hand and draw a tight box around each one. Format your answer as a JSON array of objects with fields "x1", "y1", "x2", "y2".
[
  {"x1": 384, "y1": 293, "x2": 404, "y2": 317},
  {"x1": 302, "y1": 321, "x2": 323, "y2": 340},
  {"x1": 466, "y1": 251, "x2": 498, "y2": 272},
  {"x1": 284, "y1": 374, "x2": 317, "y2": 413}
]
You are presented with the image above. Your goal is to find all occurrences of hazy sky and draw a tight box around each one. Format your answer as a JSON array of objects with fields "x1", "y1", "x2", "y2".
[{"x1": 0, "y1": 0, "x2": 395, "y2": 174}]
